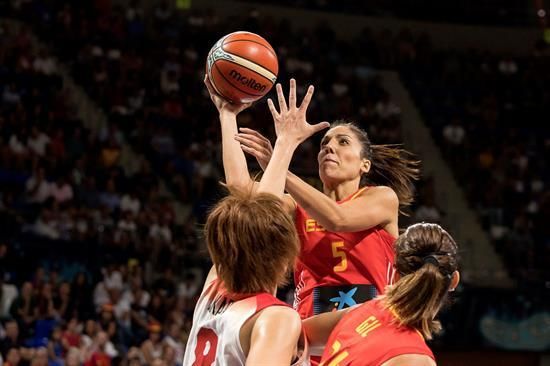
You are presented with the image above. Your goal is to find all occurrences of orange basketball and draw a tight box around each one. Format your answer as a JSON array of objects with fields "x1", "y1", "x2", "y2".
[{"x1": 206, "y1": 31, "x2": 278, "y2": 104}]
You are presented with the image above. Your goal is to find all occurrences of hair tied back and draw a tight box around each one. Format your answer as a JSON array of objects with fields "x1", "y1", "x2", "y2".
[{"x1": 422, "y1": 255, "x2": 439, "y2": 266}]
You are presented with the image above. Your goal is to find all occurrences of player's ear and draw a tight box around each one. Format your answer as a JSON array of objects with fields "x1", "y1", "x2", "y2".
[
  {"x1": 360, "y1": 159, "x2": 371, "y2": 174},
  {"x1": 449, "y1": 271, "x2": 460, "y2": 292}
]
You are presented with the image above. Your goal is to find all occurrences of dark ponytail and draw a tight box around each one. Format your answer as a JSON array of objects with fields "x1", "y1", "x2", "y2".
[
  {"x1": 384, "y1": 223, "x2": 459, "y2": 340},
  {"x1": 369, "y1": 144, "x2": 420, "y2": 209},
  {"x1": 384, "y1": 261, "x2": 448, "y2": 339}
]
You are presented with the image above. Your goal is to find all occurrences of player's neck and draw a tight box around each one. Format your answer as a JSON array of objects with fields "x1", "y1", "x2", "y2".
[{"x1": 323, "y1": 179, "x2": 362, "y2": 201}]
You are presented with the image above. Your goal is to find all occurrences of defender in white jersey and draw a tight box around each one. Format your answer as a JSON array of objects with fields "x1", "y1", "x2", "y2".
[
  {"x1": 183, "y1": 277, "x2": 310, "y2": 366},
  {"x1": 181, "y1": 189, "x2": 309, "y2": 366}
]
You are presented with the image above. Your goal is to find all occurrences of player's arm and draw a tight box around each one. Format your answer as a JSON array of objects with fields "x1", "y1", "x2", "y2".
[
  {"x1": 246, "y1": 306, "x2": 302, "y2": 365},
  {"x1": 302, "y1": 306, "x2": 357, "y2": 355},
  {"x1": 285, "y1": 177, "x2": 398, "y2": 232},
  {"x1": 204, "y1": 75, "x2": 254, "y2": 190},
  {"x1": 236, "y1": 135, "x2": 397, "y2": 231},
  {"x1": 381, "y1": 354, "x2": 437, "y2": 366},
  {"x1": 236, "y1": 127, "x2": 296, "y2": 212},
  {"x1": 239, "y1": 130, "x2": 398, "y2": 230}
]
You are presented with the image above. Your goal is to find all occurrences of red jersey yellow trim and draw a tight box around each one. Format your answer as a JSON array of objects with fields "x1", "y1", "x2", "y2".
[{"x1": 347, "y1": 186, "x2": 370, "y2": 201}]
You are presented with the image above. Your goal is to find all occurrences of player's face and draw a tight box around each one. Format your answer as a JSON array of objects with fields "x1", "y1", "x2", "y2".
[{"x1": 318, "y1": 126, "x2": 366, "y2": 185}]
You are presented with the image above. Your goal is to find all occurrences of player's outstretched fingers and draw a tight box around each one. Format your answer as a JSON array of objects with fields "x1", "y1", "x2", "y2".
[
  {"x1": 276, "y1": 83, "x2": 288, "y2": 114},
  {"x1": 299, "y1": 85, "x2": 315, "y2": 113},
  {"x1": 289, "y1": 78, "x2": 297, "y2": 109}
]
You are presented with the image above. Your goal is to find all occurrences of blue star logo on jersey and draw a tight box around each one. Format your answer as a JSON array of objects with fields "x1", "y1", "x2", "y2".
[{"x1": 330, "y1": 287, "x2": 358, "y2": 310}]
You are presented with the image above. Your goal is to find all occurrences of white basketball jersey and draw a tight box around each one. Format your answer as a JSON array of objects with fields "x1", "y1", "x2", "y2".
[{"x1": 182, "y1": 279, "x2": 309, "y2": 366}]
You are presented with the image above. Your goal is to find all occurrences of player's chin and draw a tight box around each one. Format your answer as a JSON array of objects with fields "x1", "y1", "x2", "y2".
[{"x1": 319, "y1": 169, "x2": 341, "y2": 183}]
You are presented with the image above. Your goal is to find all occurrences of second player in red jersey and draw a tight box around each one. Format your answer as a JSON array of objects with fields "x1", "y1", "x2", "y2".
[
  {"x1": 320, "y1": 223, "x2": 460, "y2": 366},
  {"x1": 320, "y1": 299, "x2": 434, "y2": 366}
]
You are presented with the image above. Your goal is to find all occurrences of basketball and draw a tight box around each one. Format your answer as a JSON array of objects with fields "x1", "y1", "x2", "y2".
[{"x1": 206, "y1": 31, "x2": 278, "y2": 104}]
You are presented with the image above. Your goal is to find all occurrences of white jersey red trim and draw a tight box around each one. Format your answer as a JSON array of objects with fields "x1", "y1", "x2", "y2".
[{"x1": 183, "y1": 279, "x2": 310, "y2": 366}]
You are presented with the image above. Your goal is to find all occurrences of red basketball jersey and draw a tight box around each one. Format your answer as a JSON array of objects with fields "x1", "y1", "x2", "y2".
[
  {"x1": 320, "y1": 299, "x2": 435, "y2": 366},
  {"x1": 293, "y1": 187, "x2": 396, "y2": 319}
]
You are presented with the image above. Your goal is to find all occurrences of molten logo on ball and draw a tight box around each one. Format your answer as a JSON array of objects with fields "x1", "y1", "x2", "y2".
[
  {"x1": 229, "y1": 69, "x2": 267, "y2": 92},
  {"x1": 206, "y1": 31, "x2": 278, "y2": 103}
]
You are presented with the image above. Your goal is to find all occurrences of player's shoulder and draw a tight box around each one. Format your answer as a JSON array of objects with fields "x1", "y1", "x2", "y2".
[
  {"x1": 381, "y1": 354, "x2": 436, "y2": 366},
  {"x1": 361, "y1": 185, "x2": 398, "y2": 204},
  {"x1": 255, "y1": 305, "x2": 302, "y2": 334},
  {"x1": 258, "y1": 305, "x2": 301, "y2": 323},
  {"x1": 283, "y1": 193, "x2": 298, "y2": 213}
]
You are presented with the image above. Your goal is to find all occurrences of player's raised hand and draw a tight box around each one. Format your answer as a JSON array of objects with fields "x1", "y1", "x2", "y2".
[
  {"x1": 204, "y1": 74, "x2": 252, "y2": 116},
  {"x1": 268, "y1": 79, "x2": 330, "y2": 145}
]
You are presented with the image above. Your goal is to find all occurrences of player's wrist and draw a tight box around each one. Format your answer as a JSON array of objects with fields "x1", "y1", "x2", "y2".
[
  {"x1": 274, "y1": 137, "x2": 299, "y2": 151},
  {"x1": 219, "y1": 109, "x2": 237, "y2": 120}
]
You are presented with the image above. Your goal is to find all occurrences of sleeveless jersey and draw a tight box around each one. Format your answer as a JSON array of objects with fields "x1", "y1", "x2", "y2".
[
  {"x1": 320, "y1": 299, "x2": 435, "y2": 366},
  {"x1": 183, "y1": 279, "x2": 310, "y2": 366},
  {"x1": 293, "y1": 187, "x2": 396, "y2": 319}
]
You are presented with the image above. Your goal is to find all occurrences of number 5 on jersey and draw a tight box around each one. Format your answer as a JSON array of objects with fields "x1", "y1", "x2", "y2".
[{"x1": 331, "y1": 241, "x2": 347, "y2": 272}]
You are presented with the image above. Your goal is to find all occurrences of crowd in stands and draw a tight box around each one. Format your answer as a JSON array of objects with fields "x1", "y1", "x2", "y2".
[
  {"x1": 0, "y1": 18, "x2": 205, "y2": 366},
  {"x1": 238, "y1": 0, "x2": 535, "y2": 26},
  {"x1": 0, "y1": 0, "x2": 548, "y2": 363},
  {"x1": 396, "y1": 36, "x2": 550, "y2": 284}
]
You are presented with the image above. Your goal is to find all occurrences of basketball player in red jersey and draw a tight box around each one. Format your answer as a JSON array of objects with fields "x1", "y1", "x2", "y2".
[
  {"x1": 320, "y1": 222, "x2": 460, "y2": 366},
  {"x1": 183, "y1": 77, "x2": 333, "y2": 365},
  {"x1": 234, "y1": 80, "x2": 420, "y2": 322}
]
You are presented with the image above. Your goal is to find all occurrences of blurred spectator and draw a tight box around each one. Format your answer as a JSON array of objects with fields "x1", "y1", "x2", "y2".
[
  {"x1": 32, "y1": 49, "x2": 56, "y2": 75},
  {"x1": 0, "y1": 320, "x2": 24, "y2": 359},
  {"x1": 25, "y1": 167, "x2": 52, "y2": 204},
  {"x1": 9, "y1": 282, "x2": 36, "y2": 333},
  {"x1": 442, "y1": 117, "x2": 465, "y2": 147},
  {"x1": 140, "y1": 323, "x2": 163, "y2": 365},
  {"x1": 120, "y1": 189, "x2": 141, "y2": 216},
  {"x1": 61, "y1": 319, "x2": 81, "y2": 351},
  {"x1": 32, "y1": 208, "x2": 60, "y2": 240},
  {"x1": 0, "y1": 275, "x2": 18, "y2": 318},
  {"x1": 414, "y1": 196, "x2": 443, "y2": 224},
  {"x1": 47, "y1": 326, "x2": 64, "y2": 366},
  {"x1": 27, "y1": 127, "x2": 50, "y2": 157},
  {"x1": 3, "y1": 347, "x2": 22, "y2": 366},
  {"x1": 64, "y1": 347, "x2": 81, "y2": 366},
  {"x1": 68, "y1": 273, "x2": 93, "y2": 321},
  {"x1": 83, "y1": 331, "x2": 113, "y2": 366},
  {"x1": 99, "y1": 179, "x2": 121, "y2": 212},
  {"x1": 176, "y1": 273, "x2": 198, "y2": 313},
  {"x1": 50, "y1": 176, "x2": 74, "y2": 204},
  {"x1": 31, "y1": 347, "x2": 48, "y2": 366}
]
